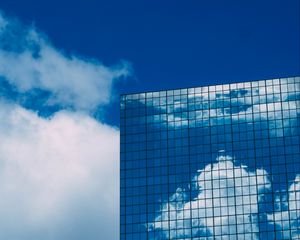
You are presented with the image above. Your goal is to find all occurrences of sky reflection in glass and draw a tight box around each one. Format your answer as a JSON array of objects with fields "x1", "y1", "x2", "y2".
[{"x1": 120, "y1": 77, "x2": 300, "y2": 239}]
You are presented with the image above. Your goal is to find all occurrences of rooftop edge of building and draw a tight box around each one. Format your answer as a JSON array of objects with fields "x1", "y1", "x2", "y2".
[{"x1": 120, "y1": 76, "x2": 300, "y2": 99}]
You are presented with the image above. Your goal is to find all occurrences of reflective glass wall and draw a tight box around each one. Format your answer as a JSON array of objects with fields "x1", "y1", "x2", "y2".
[{"x1": 120, "y1": 77, "x2": 300, "y2": 239}]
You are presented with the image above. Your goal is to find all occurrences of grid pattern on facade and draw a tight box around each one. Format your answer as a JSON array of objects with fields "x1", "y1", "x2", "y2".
[{"x1": 120, "y1": 77, "x2": 300, "y2": 239}]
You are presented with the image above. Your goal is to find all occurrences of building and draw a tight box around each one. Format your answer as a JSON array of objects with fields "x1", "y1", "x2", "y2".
[{"x1": 120, "y1": 77, "x2": 300, "y2": 239}]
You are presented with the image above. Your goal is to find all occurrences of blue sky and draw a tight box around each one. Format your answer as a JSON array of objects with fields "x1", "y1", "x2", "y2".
[
  {"x1": 0, "y1": 1, "x2": 299, "y2": 239},
  {"x1": 1, "y1": 0, "x2": 299, "y2": 125}
]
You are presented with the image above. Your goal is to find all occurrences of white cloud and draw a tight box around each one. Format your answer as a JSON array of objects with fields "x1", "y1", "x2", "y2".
[
  {"x1": 150, "y1": 79, "x2": 300, "y2": 135},
  {"x1": 148, "y1": 155, "x2": 271, "y2": 239},
  {"x1": 0, "y1": 9, "x2": 128, "y2": 240},
  {"x1": 267, "y1": 175, "x2": 300, "y2": 239},
  {"x1": 0, "y1": 101, "x2": 119, "y2": 239},
  {"x1": 0, "y1": 11, "x2": 131, "y2": 111}
]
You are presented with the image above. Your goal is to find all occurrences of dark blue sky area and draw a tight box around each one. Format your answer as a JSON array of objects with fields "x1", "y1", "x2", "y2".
[{"x1": 1, "y1": 0, "x2": 299, "y2": 124}]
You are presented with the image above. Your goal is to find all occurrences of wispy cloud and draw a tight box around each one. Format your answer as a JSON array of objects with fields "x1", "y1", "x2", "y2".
[
  {"x1": 132, "y1": 79, "x2": 300, "y2": 137},
  {"x1": 0, "y1": 11, "x2": 131, "y2": 112},
  {"x1": 0, "y1": 13, "x2": 8, "y2": 31}
]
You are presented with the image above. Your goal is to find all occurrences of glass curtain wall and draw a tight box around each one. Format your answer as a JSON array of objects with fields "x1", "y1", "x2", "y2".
[{"x1": 120, "y1": 77, "x2": 300, "y2": 240}]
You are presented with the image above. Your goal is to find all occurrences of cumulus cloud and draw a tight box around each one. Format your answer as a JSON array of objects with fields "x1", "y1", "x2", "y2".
[
  {"x1": 268, "y1": 175, "x2": 300, "y2": 239},
  {"x1": 0, "y1": 11, "x2": 131, "y2": 111},
  {"x1": 148, "y1": 155, "x2": 272, "y2": 239},
  {"x1": 0, "y1": 9, "x2": 128, "y2": 239},
  {"x1": 0, "y1": 100, "x2": 119, "y2": 239}
]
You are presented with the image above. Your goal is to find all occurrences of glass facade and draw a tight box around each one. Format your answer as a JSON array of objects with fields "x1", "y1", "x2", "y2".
[{"x1": 120, "y1": 77, "x2": 300, "y2": 240}]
